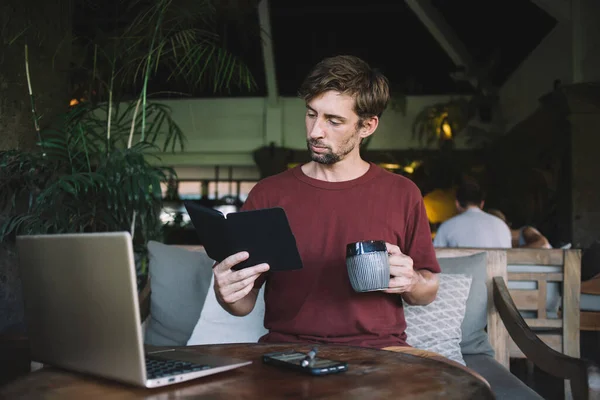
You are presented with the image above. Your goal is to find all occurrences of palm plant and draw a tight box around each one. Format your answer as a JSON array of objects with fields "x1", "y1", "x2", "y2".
[
  {"x1": 412, "y1": 98, "x2": 471, "y2": 147},
  {"x1": 0, "y1": 100, "x2": 180, "y2": 240},
  {"x1": 411, "y1": 51, "x2": 505, "y2": 150},
  {"x1": 72, "y1": 0, "x2": 257, "y2": 102},
  {"x1": 0, "y1": 0, "x2": 259, "y2": 285},
  {"x1": 411, "y1": 97, "x2": 502, "y2": 148}
]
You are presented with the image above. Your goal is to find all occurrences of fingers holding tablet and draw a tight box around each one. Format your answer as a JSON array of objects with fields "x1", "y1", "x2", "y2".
[{"x1": 213, "y1": 251, "x2": 270, "y2": 304}]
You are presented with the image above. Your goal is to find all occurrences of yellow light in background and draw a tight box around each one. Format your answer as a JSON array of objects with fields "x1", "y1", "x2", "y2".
[
  {"x1": 435, "y1": 111, "x2": 449, "y2": 137},
  {"x1": 402, "y1": 160, "x2": 422, "y2": 174},
  {"x1": 423, "y1": 187, "x2": 457, "y2": 224},
  {"x1": 287, "y1": 163, "x2": 300, "y2": 169},
  {"x1": 441, "y1": 120, "x2": 453, "y2": 140},
  {"x1": 379, "y1": 163, "x2": 401, "y2": 171},
  {"x1": 69, "y1": 98, "x2": 79, "y2": 106}
]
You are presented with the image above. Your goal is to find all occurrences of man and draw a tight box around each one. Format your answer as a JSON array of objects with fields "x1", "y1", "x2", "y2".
[
  {"x1": 433, "y1": 180, "x2": 511, "y2": 248},
  {"x1": 212, "y1": 55, "x2": 440, "y2": 349},
  {"x1": 485, "y1": 209, "x2": 552, "y2": 249}
]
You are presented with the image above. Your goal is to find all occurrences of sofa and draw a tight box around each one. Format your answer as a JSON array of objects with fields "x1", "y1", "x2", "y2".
[{"x1": 141, "y1": 242, "x2": 597, "y2": 400}]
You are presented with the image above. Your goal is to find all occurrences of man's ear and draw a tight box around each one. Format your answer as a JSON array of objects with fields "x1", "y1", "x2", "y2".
[
  {"x1": 480, "y1": 200, "x2": 485, "y2": 209},
  {"x1": 455, "y1": 200, "x2": 462, "y2": 212},
  {"x1": 358, "y1": 116, "x2": 379, "y2": 140}
]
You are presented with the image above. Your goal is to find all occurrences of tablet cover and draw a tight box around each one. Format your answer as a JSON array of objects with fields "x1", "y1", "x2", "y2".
[{"x1": 184, "y1": 201, "x2": 303, "y2": 271}]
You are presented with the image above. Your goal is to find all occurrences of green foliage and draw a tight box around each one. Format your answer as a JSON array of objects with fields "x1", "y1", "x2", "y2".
[
  {"x1": 119, "y1": 0, "x2": 257, "y2": 92},
  {"x1": 0, "y1": 101, "x2": 180, "y2": 254},
  {"x1": 1, "y1": 0, "x2": 260, "y2": 286},
  {"x1": 412, "y1": 98, "x2": 471, "y2": 147},
  {"x1": 72, "y1": 0, "x2": 258, "y2": 101}
]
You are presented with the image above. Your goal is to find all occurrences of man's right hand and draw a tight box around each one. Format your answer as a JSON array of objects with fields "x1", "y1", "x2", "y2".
[{"x1": 213, "y1": 251, "x2": 269, "y2": 314}]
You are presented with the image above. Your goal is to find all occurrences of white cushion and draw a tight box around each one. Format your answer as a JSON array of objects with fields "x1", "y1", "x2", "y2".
[{"x1": 187, "y1": 277, "x2": 268, "y2": 345}]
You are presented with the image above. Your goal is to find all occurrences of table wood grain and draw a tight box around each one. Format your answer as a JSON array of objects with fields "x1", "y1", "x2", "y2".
[{"x1": 0, "y1": 343, "x2": 494, "y2": 399}]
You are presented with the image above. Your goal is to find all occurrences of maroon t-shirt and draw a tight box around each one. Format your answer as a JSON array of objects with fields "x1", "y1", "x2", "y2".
[{"x1": 242, "y1": 163, "x2": 440, "y2": 348}]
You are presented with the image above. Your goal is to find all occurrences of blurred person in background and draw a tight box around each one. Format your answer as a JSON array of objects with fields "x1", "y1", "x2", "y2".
[
  {"x1": 433, "y1": 180, "x2": 511, "y2": 248},
  {"x1": 486, "y1": 209, "x2": 551, "y2": 249}
]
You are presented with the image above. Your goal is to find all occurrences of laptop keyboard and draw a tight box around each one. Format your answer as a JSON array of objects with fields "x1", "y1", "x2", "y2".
[{"x1": 146, "y1": 356, "x2": 211, "y2": 379}]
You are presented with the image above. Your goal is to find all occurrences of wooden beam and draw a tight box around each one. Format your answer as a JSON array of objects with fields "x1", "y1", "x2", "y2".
[
  {"x1": 506, "y1": 248, "x2": 565, "y2": 266},
  {"x1": 404, "y1": 0, "x2": 477, "y2": 87},
  {"x1": 530, "y1": 0, "x2": 572, "y2": 22},
  {"x1": 258, "y1": 0, "x2": 279, "y2": 106},
  {"x1": 563, "y1": 249, "x2": 582, "y2": 399}
]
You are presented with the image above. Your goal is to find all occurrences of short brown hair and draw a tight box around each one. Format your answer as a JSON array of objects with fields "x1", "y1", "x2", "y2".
[
  {"x1": 298, "y1": 55, "x2": 390, "y2": 122},
  {"x1": 456, "y1": 179, "x2": 485, "y2": 209}
]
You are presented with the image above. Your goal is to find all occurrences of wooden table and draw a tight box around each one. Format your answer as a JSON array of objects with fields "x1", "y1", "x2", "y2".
[{"x1": 0, "y1": 343, "x2": 494, "y2": 399}]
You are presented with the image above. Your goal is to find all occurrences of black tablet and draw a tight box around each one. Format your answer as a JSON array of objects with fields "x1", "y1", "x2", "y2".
[{"x1": 183, "y1": 201, "x2": 303, "y2": 271}]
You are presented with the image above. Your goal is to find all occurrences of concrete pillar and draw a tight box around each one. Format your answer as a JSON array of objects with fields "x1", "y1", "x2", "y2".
[
  {"x1": 568, "y1": 90, "x2": 600, "y2": 248},
  {"x1": 572, "y1": 0, "x2": 600, "y2": 83},
  {"x1": 569, "y1": 0, "x2": 600, "y2": 248}
]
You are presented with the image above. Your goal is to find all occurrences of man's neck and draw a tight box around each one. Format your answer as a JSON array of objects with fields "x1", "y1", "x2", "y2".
[
  {"x1": 302, "y1": 155, "x2": 370, "y2": 182},
  {"x1": 459, "y1": 205, "x2": 482, "y2": 214}
]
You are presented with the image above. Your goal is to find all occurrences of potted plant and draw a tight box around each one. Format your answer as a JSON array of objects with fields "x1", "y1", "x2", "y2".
[{"x1": 0, "y1": 0, "x2": 259, "y2": 333}]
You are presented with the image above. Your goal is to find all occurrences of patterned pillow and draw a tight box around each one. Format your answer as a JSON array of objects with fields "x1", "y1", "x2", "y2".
[{"x1": 404, "y1": 273, "x2": 472, "y2": 365}]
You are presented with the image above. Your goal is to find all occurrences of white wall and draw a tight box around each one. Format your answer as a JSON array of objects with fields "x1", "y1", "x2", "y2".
[
  {"x1": 151, "y1": 94, "x2": 468, "y2": 166},
  {"x1": 499, "y1": 23, "x2": 572, "y2": 131}
]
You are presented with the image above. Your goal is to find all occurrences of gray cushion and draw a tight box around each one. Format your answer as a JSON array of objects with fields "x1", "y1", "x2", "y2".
[
  {"x1": 438, "y1": 252, "x2": 495, "y2": 356},
  {"x1": 145, "y1": 242, "x2": 214, "y2": 346},
  {"x1": 581, "y1": 293, "x2": 600, "y2": 311},
  {"x1": 405, "y1": 273, "x2": 472, "y2": 365},
  {"x1": 464, "y1": 354, "x2": 543, "y2": 400}
]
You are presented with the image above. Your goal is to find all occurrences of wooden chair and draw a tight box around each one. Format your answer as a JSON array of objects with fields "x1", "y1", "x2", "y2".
[
  {"x1": 435, "y1": 248, "x2": 597, "y2": 400},
  {"x1": 504, "y1": 249, "x2": 581, "y2": 363},
  {"x1": 494, "y1": 277, "x2": 598, "y2": 400}
]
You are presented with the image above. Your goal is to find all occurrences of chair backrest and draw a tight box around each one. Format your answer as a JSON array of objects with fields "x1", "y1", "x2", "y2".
[
  {"x1": 433, "y1": 248, "x2": 582, "y2": 368},
  {"x1": 434, "y1": 248, "x2": 510, "y2": 368},
  {"x1": 580, "y1": 274, "x2": 600, "y2": 331},
  {"x1": 505, "y1": 249, "x2": 581, "y2": 361}
]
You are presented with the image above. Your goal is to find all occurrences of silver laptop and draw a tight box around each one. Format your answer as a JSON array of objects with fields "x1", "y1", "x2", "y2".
[{"x1": 16, "y1": 232, "x2": 251, "y2": 388}]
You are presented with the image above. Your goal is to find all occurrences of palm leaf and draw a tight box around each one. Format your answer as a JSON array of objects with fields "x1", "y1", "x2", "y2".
[{"x1": 114, "y1": 0, "x2": 257, "y2": 94}]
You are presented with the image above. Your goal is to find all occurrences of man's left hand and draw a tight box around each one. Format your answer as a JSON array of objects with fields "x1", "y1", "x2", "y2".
[{"x1": 382, "y1": 242, "x2": 421, "y2": 294}]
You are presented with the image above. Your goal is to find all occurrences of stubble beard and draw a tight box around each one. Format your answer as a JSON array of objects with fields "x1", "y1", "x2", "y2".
[{"x1": 307, "y1": 133, "x2": 360, "y2": 165}]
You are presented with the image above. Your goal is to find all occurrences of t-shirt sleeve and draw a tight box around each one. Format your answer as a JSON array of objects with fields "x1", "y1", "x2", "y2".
[{"x1": 405, "y1": 198, "x2": 441, "y2": 273}]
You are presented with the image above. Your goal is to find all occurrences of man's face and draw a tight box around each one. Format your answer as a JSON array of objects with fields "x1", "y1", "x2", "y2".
[{"x1": 305, "y1": 91, "x2": 363, "y2": 165}]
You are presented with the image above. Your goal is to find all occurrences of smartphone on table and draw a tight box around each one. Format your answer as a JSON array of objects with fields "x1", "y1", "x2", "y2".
[{"x1": 262, "y1": 350, "x2": 348, "y2": 376}]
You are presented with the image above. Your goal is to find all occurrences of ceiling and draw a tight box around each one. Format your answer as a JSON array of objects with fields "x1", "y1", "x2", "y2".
[
  {"x1": 268, "y1": 0, "x2": 557, "y2": 95},
  {"x1": 73, "y1": 0, "x2": 557, "y2": 97}
]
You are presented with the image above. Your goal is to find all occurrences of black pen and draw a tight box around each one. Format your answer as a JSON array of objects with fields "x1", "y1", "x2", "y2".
[{"x1": 301, "y1": 347, "x2": 318, "y2": 367}]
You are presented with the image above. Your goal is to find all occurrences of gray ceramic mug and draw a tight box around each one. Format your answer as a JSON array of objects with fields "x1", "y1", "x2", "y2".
[{"x1": 346, "y1": 240, "x2": 390, "y2": 292}]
